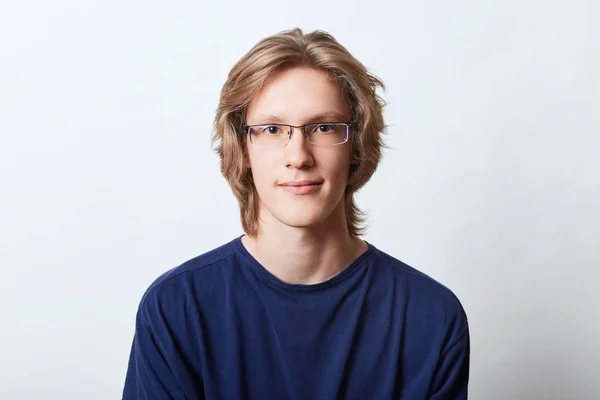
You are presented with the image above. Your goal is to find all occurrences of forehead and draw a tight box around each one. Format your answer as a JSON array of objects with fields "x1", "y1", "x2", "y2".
[{"x1": 246, "y1": 67, "x2": 351, "y2": 124}]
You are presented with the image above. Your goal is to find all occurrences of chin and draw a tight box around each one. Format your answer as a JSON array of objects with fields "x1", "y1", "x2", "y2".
[
  {"x1": 271, "y1": 207, "x2": 331, "y2": 229},
  {"x1": 281, "y1": 218, "x2": 325, "y2": 229},
  {"x1": 259, "y1": 196, "x2": 344, "y2": 230}
]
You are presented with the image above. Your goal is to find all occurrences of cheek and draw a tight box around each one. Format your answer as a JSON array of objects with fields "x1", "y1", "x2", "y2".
[
  {"x1": 324, "y1": 152, "x2": 352, "y2": 179},
  {"x1": 248, "y1": 151, "x2": 276, "y2": 188}
]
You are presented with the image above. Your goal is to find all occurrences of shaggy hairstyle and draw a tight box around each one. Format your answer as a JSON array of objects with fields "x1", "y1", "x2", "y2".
[{"x1": 212, "y1": 28, "x2": 386, "y2": 237}]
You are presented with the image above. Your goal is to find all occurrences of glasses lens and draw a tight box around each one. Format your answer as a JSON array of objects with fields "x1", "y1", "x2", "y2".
[
  {"x1": 306, "y1": 123, "x2": 348, "y2": 146},
  {"x1": 248, "y1": 125, "x2": 289, "y2": 147}
]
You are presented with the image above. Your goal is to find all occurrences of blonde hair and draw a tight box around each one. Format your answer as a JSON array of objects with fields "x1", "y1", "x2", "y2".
[{"x1": 212, "y1": 28, "x2": 386, "y2": 237}]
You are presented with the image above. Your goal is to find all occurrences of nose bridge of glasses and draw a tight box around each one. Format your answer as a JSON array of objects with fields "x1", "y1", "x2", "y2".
[{"x1": 287, "y1": 124, "x2": 310, "y2": 142}]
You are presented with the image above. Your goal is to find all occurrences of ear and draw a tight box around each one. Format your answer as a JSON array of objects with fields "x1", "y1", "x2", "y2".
[
  {"x1": 241, "y1": 136, "x2": 252, "y2": 169},
  {"x1": 350, "y1": 146, "x2": 361, "y2": 165},
  {"x1": 243, "y1": 149, "x2": 252, "y2": 169}
]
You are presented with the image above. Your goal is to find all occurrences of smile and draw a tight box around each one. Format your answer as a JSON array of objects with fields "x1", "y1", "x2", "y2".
[{"x1": 279, "y1": 182, "x2": 323, "y2": 195}]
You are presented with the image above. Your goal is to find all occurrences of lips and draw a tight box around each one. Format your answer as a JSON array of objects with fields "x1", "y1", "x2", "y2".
[{"x1": 279, "y1": 180, "x2": 323, "y2": 195}]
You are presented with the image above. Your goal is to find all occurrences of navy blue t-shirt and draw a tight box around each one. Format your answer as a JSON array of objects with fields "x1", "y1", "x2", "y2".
[{"x1": 123, "y1": 237, "x2": 469, "y2": 399}]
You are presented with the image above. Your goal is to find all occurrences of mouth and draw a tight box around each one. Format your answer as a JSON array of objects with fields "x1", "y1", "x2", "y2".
[{"x1": 278, "y1": 181, "x2": 323, "y2": 195}]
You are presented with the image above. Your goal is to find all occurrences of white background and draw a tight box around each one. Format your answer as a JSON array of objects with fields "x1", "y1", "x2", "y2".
[{"x1": 1, "y1": 0, "x2": 598, "y2": 398}]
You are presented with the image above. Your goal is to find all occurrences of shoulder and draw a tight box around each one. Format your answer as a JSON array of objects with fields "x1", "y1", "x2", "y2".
[
  {"x1": 138, "y1": 237, "x2": 241, "y2": 309},
  {"x1": 370, "y1": 244, "x2": 468, "y2": 333}
]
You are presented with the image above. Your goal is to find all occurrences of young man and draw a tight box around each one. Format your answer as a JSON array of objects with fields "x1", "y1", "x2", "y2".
[{"x1": 123, "y1": 28, "x2": 469, "y2": 399}]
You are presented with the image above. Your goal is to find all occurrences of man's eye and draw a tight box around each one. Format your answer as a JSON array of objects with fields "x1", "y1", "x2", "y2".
[
  {"x1": 263, "y1": 125, "x2": 282, "y2": 134},
  {"x1": 316, "y1": 124, "x2": 335, "y2": 133}
]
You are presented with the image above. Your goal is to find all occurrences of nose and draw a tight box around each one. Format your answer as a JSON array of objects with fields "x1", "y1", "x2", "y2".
[{"x1": 284, "y1": 126, "x2": 314, "y2": 169}]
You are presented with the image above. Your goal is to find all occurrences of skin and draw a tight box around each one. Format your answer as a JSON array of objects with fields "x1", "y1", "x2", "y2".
[{"x1": 241, "y1": 67, "x2": 368, "y2": 285}]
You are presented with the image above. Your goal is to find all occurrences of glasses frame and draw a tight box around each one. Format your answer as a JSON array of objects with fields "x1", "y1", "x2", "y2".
[{"x1": 242, "y1": 122, "x2": 352, "y2": 148}]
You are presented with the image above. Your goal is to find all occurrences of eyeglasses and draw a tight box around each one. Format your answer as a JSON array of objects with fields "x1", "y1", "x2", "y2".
[{"x1": 243, "y1": 122, "x2": 352, "y2": 148}]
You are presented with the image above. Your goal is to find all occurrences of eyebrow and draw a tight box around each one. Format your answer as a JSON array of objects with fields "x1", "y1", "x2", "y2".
[{"x1": 248, "y1": 111, "x2": 350, "y2": 125}]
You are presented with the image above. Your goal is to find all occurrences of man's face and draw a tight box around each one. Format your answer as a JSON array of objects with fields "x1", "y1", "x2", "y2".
[{"x1": 245, "y1": 67, "x2": 353, "y2": 231}]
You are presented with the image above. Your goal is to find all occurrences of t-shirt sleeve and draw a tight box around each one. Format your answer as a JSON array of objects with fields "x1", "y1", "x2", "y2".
[
  {"x1": 122, "y1": 292, "x2": 190, "y2": 400},
  {"x1": 427, "y1": 303, "x2": 471, "y2": 399}
]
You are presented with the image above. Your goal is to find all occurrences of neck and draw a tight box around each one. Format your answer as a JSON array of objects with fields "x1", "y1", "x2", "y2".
[{"x1": 241, "y1": 201, "x2": 368, "y2": 285}]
